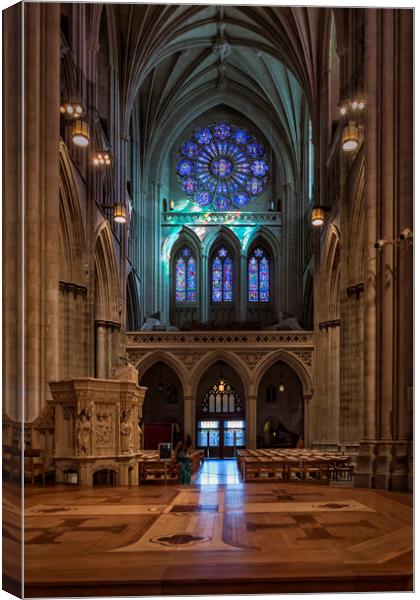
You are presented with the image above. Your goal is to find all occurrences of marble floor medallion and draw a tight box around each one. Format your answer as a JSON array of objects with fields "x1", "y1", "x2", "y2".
[{"x1": 150, "y1": 533, "x2": 211, "y2": 547}]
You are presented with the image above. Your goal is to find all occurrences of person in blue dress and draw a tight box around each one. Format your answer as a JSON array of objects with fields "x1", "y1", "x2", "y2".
[{"x1": 174, "y1": 433, "x2": 192, "y2": 484}]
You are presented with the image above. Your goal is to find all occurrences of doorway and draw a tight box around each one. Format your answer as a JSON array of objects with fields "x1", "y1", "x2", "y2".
[
  {"x1": 196, "y1": 362, "x2": 246, "y2": 458},
  {"x1": 197, "y1": 418, "x2": 246, "y2": 458}
]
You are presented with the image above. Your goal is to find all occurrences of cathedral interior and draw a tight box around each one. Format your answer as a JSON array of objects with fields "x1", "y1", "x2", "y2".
[{"x1": 2, "y1": 2, "x2": 413, "y2": 597}]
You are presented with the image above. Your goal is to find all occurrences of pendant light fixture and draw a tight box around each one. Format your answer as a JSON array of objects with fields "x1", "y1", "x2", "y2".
[
  {"x1": 71, "y1": 119, "x2": 90, "y2": 147},
  {"x1": 218, "y1": 362, "x2": 225, "y2": 393},
  {"x1": 311, "y1": 205, "x2": 331, "y2": 227},
  {"x1": 341, "y1": 121, "x2": 360, "y2": 152},
  {"x1": 113, "y1": 203, "x2": 127, "y2": 224}
]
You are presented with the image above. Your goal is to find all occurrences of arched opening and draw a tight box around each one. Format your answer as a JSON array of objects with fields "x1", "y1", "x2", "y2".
[
  {"x1": 196, "y1": 360, "x2": 245, "y2": 458},
  {"x1": 208, "y1": 241, "x2": 238, "y2": 326},
  {"x1": 126, "y1": 270, "x2": 141, "y2": 331},
  {"x1": 170, "y1": 243, "x2": 199, "y2": 328},
  {"x1": 139, "y1": 361, "x2": 184, "y2": 448},
  {"x1": 93, "y1": 469, "x2": 118, "y2": 486},
  {"x1": 246, "y1": 241, "x2": 274, "y2": 327},
  {"x1": 257, "y1": 360, "x2": 304, "y2": 448}
]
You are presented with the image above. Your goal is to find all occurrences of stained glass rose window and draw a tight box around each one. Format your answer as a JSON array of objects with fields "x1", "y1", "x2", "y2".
[{"x1": 176, "y1": 122, "x2": 269, "y2": 211}]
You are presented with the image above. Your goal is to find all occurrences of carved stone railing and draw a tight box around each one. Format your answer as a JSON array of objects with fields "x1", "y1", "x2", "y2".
[
  {"x1": 127, "y1": 330, "x2": 313, "y2": 349},
  {"x1": 162, "y1": 211, "x2": 282, "y2": 226}
]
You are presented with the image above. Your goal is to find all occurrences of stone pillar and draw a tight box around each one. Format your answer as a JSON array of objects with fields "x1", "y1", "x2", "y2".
[
  {"x1": 183, "y1": 396, "x2": 195, "y2": 446},
  {"x1": 24, "y1": 3, "x2": 61, "y2": 421},
  {"x1": 95, "y1": 321, "x2": 107, "y2": 378},
  {"x1": 303, "y1": 393, "x2": 312, "y2": 448},
  {"x1": 239, "y1": 255, "x2": 247, "y2": 322},
  {"x1": 3, "y1": 4, "x2": 23, "y2": 422},
  {"x1": 246, "y1": 394, "x2": 257, "y2": 449},
  {"x1": 355, "y1": 9, "x2": 413, "y2": 490}
]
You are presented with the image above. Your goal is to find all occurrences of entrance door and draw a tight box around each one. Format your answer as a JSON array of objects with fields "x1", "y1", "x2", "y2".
[{"x1": 197, "y1": 418, "x2": 246, "y2": 458}]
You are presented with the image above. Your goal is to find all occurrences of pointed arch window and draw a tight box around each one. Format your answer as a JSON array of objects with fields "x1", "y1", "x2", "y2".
[
  {"x1": 211, "y1": 246, "x2": 233, "y2": 302},
  {"x1": 175, "y1": 246, "x2": 197, "y2": 303},
  {"x1": 248, "y1": 247, "x2": 270, "y2": 302}
]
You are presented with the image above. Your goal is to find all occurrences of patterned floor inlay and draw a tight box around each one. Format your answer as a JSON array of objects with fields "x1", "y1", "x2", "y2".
[
  {"x1": 8, "y1": 460, "x2": 412, "y2": 594},
  {"x1": 150, "y1": 533, "x2": 211, "y2": 547}
]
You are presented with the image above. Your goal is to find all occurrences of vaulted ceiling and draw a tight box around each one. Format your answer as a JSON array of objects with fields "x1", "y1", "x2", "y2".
[{"x1": 98, "y1": 4, "x2": 333, "y2": 185}]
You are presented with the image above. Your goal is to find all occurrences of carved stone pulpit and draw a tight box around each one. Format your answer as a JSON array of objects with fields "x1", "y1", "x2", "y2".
[{"x1": 49, "y1": 377, "x2": 146, "y2": 485}]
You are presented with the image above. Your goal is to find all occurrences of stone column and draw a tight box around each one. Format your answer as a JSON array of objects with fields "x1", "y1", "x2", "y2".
[
  {"x1": 245, "y1": 394, "x2": 257, "y2": 449},
  {"x1": 24, "y1": 3, "x2": 61, "y2": 421},
  {"x1": 303, "y1": 394, "x2": 312, "y2": 448},
  {"x1": 355, "y1": 9, "x2": 413, "y2": 490},
  {"x1": 183, "y1": 396, "x2": 195, "y2": 446},
  {"x1": 239, "y1": 255, "x2": 247, "y2": 322},
  {"x1": 95, "y1": 321, "x2": 107, "y2": 379},
  {"x1": 3, "y1": 4, "x2": 23, "y2": 421}
]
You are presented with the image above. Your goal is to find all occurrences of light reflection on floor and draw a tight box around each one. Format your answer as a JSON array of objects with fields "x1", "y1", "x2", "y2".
[{"x1": 194, "y1": 459, "x2": 242, "y2": 485}]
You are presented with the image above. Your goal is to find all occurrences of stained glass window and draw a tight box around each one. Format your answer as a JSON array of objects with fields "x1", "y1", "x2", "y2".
[
  {"x1": 248, "y1": 247, "x2": 270, "y2": 302},
  {"x1": 176, "y1": 122, "x2": 269, "y2": 212},
  {"x1": 212, "y1": 247, "x2": 233, "y2": 303},
  {"x1": 201, "y1": 383, "x2": 243, "y2": 414},
  {"x1": 175, "y1": 246, "x2": 197, "y2": 303}
]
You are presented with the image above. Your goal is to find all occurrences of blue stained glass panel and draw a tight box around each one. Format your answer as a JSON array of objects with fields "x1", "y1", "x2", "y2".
[
  {"x1": 177, "y1": 158, "x2": 194, "y2": 176},
  {"x1": 212, "y1": 256, "x2": 223, "y2": 302},
  {"x1": 187, "y1": 256, "x2": 197, "y2": 302},
  {"x1": 181, "y1": 140, "x2": 199, "y2": 158},
  {"x1": 211, "y1": 157, "x2": 233, "y2": 178},
  {"x1": 213, "y1": 195, "x2": 232, "y2": 211},
  {"x1": 223, "y1": 256, "x2": 233, "y2": 302},
  {"x1": 233, "y1": 129, "x2": 249, "y2": 145},
  {"x1": 196, "y1": 128, "x2": 212, "y2": 145},
  {"x1": 214, "y1": 122, "x2": 231, "y2": 139},
  {"x1": 248, "y1": 256, "x2": 258, "y2": 302},
  {"x1": 246, "y1": 141, "x2": 264, "y2": 158},
  {"x1": 194, "y1": 189, "x2": 213, "y2": 207},
  {"x1": 251, "y1": 160, "x2": 269, "y2": 177},
  {"x1": 233, "y1": 192, "x2": 250, "y2": 208},
  {"x1": 182, "y1": 176, "x2": 199, "y2": 195},
  {"x1": 247, "y1": 177, "x2": 264, "y2": 195},
  {"x1": 175, "y1": 257, "x2": 186, "y2": 303},
  {"x1": 259, "y1": 256, "x2": 269, "y2": 302}
]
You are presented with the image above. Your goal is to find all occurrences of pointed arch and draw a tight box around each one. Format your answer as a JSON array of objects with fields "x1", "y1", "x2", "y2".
[
  {"x1": 321, "y1": 224, "x2": 341, "y2": 320},
  {"x1": 135, "y1": 351, "x2": 188, "y2": 393},
  {"x1": 202, "y1": 225, "x2": 241, "y2": 259},
  {"x1": 254, "y1": 349, "x2": 313, "y2": 398},
  {"x1": 94, "y1": 223, "x2": 120, "y2": 323},
  {"x1": 191, "y1": 351, "x2": 251, "y2": 398},
  {"x1": 58, "y1": 143, "x2": 86, "y2": 283},
  {"x1": 242, "y1": 225, "x2": 280, "y2": 258},
  {"x1": 126, "y1": 270, "x2": 141, "y2": 331}
]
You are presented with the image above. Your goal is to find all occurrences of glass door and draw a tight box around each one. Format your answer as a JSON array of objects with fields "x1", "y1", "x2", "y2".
[
  {"x1": 222, "y1": 420, "x2": 246, "y2": 458},
  {"x1": 197, "y1": 420, "x2": 221, "y2": 458}
]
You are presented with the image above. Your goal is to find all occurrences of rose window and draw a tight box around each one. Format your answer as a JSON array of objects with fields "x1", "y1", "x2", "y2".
[{"x1": 176, "y1": 122, "x2": 269, "y2": 211}]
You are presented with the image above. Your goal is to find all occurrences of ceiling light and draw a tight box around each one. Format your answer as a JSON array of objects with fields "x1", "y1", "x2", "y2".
[
  {"x1": 113, "y1": 203, "x2": 127, "y2": 224},
  {"x1": 71, "y1": 120, "x2": 89, "y2": 147},
  {"x1": 311, "y1": 206, "x2": 328, "y2": 227},
  {"x1": 342, "y1": 121, "x2": 359, "y2": 151}
]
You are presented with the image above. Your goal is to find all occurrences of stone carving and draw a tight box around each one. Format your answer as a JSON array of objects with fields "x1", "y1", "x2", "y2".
[
  {"x1": 127, "y1": 331, "x2": 313, "y2": 346},
  {"x1": 95, "y1": 405, "x2": 113, "y2": 448},
  {"x1": 293, "y1": 351, "x2": 313, "y2": 367},
  {"x1": 120, "y1": 411, "x2": 132, "y2": 453},
  {"x1": 235, "y1": 351, "x2": 267, "y2": 369},
  {"x1": 77, "y1": 409, "x2": 91, "y2": 455},
  {"x1": 172, "y1": 351, "x2": 208, "y2": 368}
]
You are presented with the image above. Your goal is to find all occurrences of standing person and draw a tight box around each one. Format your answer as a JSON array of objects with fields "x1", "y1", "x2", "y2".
[{"x1": 174, "y1": 433, "x2": 192, "y2": 484}]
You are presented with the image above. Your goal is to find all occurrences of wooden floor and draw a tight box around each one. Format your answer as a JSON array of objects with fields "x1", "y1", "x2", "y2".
[{"x1": 4, "y1": 459, "x2": 413, "y2": 597}]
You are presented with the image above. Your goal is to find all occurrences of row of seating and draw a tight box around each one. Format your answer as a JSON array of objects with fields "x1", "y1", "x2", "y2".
[
  {"x1": 3, "y1": 445, "x2": 46, "y2": 484},
  {"x1": 237, "y1": 449, "x2": 353, "y2": 483},
  {"x1": 138, "y1": 450, "x2": 205, "y2": 482}
]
